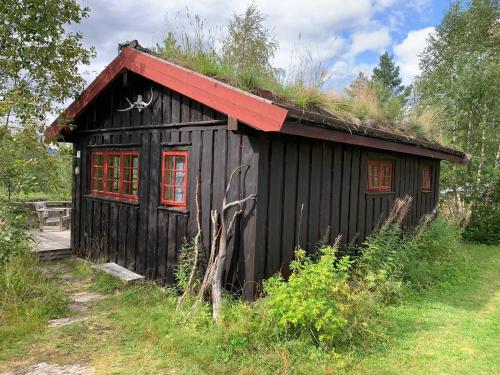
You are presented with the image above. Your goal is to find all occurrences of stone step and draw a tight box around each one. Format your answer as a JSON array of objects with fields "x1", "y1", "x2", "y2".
[
  {"x1": 92, "y1": 262, "x2": 144, "y2": 283},
  {"x1": 48, "y1": 316, "x2": 90, "y2": 328}
]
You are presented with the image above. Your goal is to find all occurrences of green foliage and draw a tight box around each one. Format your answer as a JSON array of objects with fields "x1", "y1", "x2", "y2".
[
  {"x1": 346, "y1": 74, "x2": 405, "y2": 124},
  {"x1": 417, "y1": 0, "x2": 500, "y2": 201},
  {"x1": 357, "y1": 218, "x2": 464, "y2": 293},
  {"x1": 463, "y1": 201, "x2": 500, "y2": 244},
  {"x1": 263, "y1": 246, "x2": 353, "y2": 346},
  {"x1": 91, "y1": 270, "x2": 124, "y2": 293},
  {"x1": 0, "y1": 128, "x2": 73, "y2": 201},
  {"x1": 0, "y1": 254, "x2": 69, "y2": 351},
  {"x1": 0, "y1": 203, "x2": 30, "y2": 264},
  {"x1": 372, "y1": 52, "x2": 405, "y2": 96},
  {"x1": 174, "y1": 240, "x2": 200, "y2": 293},
  {"x1": 0, "y1": 0, "x2": 95, "y2": 125},
  {"x1": 222, "y1": 3, "x2": 278, "y2": 77}
]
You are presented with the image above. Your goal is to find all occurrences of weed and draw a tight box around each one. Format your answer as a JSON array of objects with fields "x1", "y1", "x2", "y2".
[{"x1": 91, "y1": 270, "x2": 124, "y2": 293}]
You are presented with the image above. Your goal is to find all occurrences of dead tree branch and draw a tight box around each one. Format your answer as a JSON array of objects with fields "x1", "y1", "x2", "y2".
[{"x1": 211, "y1": 165, "x2": 256, "y2": 321}]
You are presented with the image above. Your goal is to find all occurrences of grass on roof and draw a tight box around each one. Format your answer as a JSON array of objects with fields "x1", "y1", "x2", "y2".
[{"x1": 153, "y1": 10, "x2": 447, "y2": 144}]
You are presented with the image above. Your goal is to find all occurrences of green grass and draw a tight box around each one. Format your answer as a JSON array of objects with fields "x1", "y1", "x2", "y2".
[
  {"x1": 348, "y1": 244, "x2": 500, "y2": 374},
  {"x1": 0, "y1": 243, "x2": 498, "y2": 374}
]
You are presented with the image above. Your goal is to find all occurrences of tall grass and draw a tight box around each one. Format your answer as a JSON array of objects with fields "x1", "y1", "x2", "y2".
[{"x1": 0, "y1": 204, "x2": 69, "y2": 356}]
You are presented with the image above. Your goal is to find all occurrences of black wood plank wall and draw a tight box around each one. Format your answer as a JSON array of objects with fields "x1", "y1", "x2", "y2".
[
  {"x1": 71, "y1": 72, "x2": 259, "y2": 294},
  {"x1": 255, "y1": 133, "x2": 440, "y2": 279}
]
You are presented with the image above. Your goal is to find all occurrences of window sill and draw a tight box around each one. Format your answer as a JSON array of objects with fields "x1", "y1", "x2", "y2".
[
  {"x1": 84, "y1": 194, "x2": 139, "y2": 206},
  {"x1": 421, "y1": 190, "x2": 432, "y2": 194},
  {"x1": 365, "y1": 191, "x2": 396, "y2": 198},
  {"x1": 157, "y1": 206, "x2": 189, "y2": 214}
]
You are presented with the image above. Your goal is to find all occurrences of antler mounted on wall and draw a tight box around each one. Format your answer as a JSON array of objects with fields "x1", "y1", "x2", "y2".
[{"x1": 117, "y1": 88, "x2": 154, "y2": 112}]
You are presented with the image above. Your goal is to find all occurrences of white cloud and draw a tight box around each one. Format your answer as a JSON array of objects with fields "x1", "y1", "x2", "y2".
[
  {"x1": 347, "y1": 28, "x2": 391, "y2": 58},
  {"x1": 393, "y1": 26, "x2": 434, "y2": 84},
  {"x1": 373, "y1": 0, "x2": 401, "y2": 11},
  {"x1": 70, "y1": 0, "x2": 434, "y2": 93}
]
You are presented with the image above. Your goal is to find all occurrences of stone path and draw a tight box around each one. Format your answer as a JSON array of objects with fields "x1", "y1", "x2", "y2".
[
  {"x1": 3, "y1": 260, "x2": 109, "y2": 375},
  {"x1": 48, "y1": 317, "x2": 90, "y2": 328},
  {"x1": 0, "y1": 362, "x2": 95, "y2": 375}
]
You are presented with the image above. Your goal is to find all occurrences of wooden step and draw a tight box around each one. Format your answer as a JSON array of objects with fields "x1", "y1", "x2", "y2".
[
  {"x1": 35, "y1": 248, "x2": 72, "y2": 261},
  {"x1": 92, "y1": 262, "x2": 144, "y2": 283}
]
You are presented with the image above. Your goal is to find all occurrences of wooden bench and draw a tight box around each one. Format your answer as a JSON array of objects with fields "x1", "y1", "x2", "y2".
[{"x1": 34, "y1": 201, "x2": 71, "y2": 231}]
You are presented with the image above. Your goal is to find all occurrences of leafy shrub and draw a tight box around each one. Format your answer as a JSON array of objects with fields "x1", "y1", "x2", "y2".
[
  {"x1": 0, "y1": 203, "x2": 30, "y2": 264},
  {"x1": 463, "y1": 201, "x2": 500, "y2": 245},
  {"x1": 263, "y1": 246, "x2": 353, "y2": 346},
  {"x1": 174, "y1": 240, "x2": 200, "y2": 293}
]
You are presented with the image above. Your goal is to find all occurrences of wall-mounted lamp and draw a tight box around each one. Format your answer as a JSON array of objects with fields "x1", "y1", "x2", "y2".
[{"x1": 74, "y1": 150, "x2": 81, "y2": 175}]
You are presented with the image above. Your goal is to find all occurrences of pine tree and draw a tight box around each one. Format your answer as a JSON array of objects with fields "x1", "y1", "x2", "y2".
[{"x1": 372, "y1": 52, "x2": 405, "y2": 95}]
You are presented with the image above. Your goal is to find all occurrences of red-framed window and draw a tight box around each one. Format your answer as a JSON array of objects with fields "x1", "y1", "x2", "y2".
[
  {"x1": 161, "y1": 151, "x2": 188, "y2": 208},
  {"x1": 422, "y1": 165, "x2": 432, "y2": 192},
  {"x1": 367, "y1": 160, "x2": 393, "y2": 192},
  {"x1": 90, "y1": 150, "x2": 139, "y2": 201}
]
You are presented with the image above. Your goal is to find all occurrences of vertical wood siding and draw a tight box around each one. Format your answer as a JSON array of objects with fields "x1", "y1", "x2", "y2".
[
  {"x1": 72, "y1": 72, "x2": 259, "y2": 294},
  {"x1": 256, "y1": 133, "x2": 440, "y2": 278}
]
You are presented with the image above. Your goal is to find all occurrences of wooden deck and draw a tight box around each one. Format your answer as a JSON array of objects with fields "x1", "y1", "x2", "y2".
[{"x1": 29, "y1": 229, "x2": 72, "y2": 260}]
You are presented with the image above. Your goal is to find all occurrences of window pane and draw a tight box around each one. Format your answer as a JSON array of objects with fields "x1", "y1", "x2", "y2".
[
  {"x1": 174, "y1": 187, "x2": 184, "y2": 202},
  {"x1": 165, "y1": 170, "x2": 174, "y2": 186},
  {"x1": 370, "y1": 176, "x2": 379, "y2": 188},
  {"x1": 175, "y1": 156, "x2": 185, "y2": 170},
  {"x1": 382, "y1": 165, "x2": 390, "y2": 177},
  {"x1": 369, "y1": 164, "x2": 378, "y2": 176},
  {"x1": 164, "y1": 185, "x2": 173, "y2": 201},
  {"x1": 165, "y1": 155, "x2": 174, "y2": 170},
  {"x1": 175, "y1": 171, "x2": 185, "y2": 186}
]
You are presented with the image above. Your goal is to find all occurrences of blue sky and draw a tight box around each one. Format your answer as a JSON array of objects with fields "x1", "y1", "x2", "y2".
[{"x1": 75, "y1": 0, "x2": 452, "y2": 91}]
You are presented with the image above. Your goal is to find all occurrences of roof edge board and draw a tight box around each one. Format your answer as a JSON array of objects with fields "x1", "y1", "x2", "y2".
[{"x1": 280, "y1": 121, "x2": 469, "y2": 164}]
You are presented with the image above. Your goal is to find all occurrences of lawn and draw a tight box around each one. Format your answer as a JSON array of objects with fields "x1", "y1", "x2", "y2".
[{"x1": 0, "y1": 243, "x2": 498, "y2": 374}]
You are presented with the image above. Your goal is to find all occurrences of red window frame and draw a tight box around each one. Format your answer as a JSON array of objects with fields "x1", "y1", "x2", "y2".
[
  {"x1": 90, "y1": 150, "x2": 139, "y2": 202},
  {"x1": 161, "y1": 151, "x2": 188, "y2": 208},
  {"x1": 367, "y1": 160, "x2": 393, "y2": 192},
  {"x1": 422, "y1": 165, "x2": 432, "y2": 192}
]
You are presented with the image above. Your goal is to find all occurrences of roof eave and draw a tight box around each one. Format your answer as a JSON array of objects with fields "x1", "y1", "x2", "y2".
[{"x1": 45, "y1": 47, "x2": 288, "y2": 138}]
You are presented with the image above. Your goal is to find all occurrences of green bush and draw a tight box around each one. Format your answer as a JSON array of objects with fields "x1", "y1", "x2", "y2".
[
  {"x1": 463, "y1": 201, "x2": 500, "y2": 245},
  {"x1": 263, "y1": 246, "x2": 353, "y2": 346},
  {"x1": 0, "y1": 203, "x2": 30, "y2": 264}
]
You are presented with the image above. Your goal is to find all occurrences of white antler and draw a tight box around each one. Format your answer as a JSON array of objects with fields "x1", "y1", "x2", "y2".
[{"x1": 117, "y1": 88, "x2": 154, "y2": 112}]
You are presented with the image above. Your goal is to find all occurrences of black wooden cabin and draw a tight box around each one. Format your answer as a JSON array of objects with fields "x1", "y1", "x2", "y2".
[{"x1": 47, "y1": 43, "x2": 469, "y2": 299}]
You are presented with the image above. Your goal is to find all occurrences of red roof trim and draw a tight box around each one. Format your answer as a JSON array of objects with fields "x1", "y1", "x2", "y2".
[
  {"x1": 46, "y1": 47, "x2": 288, "y2": 137},
  {"x1": 281, "y1": 121, "x2": 469, "y2": 164}
]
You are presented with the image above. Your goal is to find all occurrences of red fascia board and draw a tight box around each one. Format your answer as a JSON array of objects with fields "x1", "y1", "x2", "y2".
[
  {"x1": 46, "y1": 47, "x2": 288, "y2": 137},
  {"x1": 280, "y1": 121, "x2": 469, "y2": 164}
]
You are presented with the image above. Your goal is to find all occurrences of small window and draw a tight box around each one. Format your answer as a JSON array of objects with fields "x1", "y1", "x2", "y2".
[
  {"x1": 367, "y1": 160, "x2": 393, "y2": 192},
  {"x1": 90, "y1": 150, "x2": 139, "y2": 201},
  {"x1": 422, "y1": 165, "x2": 432, "y2": 192},
  {"x1": 161, "y1": 151, "x2": 188, "y2": 207}
]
